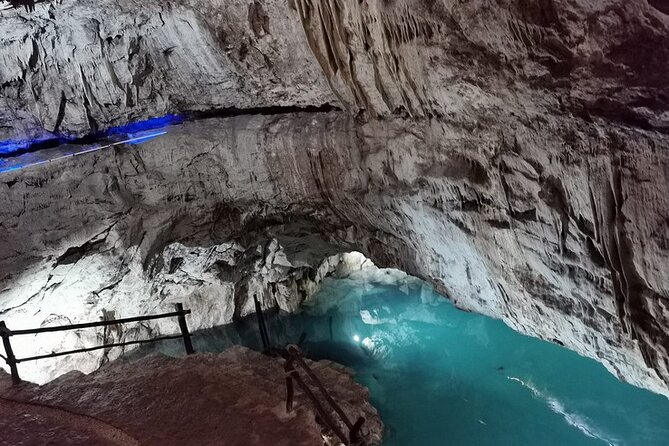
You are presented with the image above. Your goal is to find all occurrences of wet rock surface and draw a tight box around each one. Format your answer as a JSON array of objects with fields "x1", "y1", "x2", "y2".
[
  {"x1": 0, "y1": 346, "x2": 383, "y2": 446},
  {"x1": 0, "y1": 0, "x2": 668, "y2": 398}
]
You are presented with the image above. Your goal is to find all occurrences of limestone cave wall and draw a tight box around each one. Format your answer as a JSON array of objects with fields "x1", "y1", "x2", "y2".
[{"x1": 0, "y1": 0, "x2": 668, "y2": 394}]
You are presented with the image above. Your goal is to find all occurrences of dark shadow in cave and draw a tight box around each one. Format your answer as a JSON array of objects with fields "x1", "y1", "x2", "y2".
[{"x1": 649, "y1": 0, "x2": 669, "y2": 15}]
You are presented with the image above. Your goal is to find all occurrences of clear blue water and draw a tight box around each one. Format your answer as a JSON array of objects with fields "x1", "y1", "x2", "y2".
[{"x1": 140, "y1": 274, "x2": 669, "y2": 446}]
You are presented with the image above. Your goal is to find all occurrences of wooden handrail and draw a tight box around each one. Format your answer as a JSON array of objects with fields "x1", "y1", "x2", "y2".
[
  {"x1": 16, "y1": 334, "x2": 185, "y2": 363},
  {"x1": 250, "y1": 299, "x2": 368, "y2": 445},
  {"x1": 5, "y1": 309, "x2": 190, "y2": 336},
  {"x1": 287, "y1": 345, "x2": 355, "y2": 429},
  {"x1": 286, "y1": 359, "x2": 349, "y2": 443},
  {"x1": 0, "y1": 303, "x2": 195, "y2": 384},
  {"x1": 284, "y1": 344, "x2": 367, "y2": 446}
]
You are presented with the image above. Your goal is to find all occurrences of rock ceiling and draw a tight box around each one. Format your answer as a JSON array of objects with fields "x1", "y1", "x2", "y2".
[{"x1": 0, "y1": 0, "x2": 667, "y2": 394}]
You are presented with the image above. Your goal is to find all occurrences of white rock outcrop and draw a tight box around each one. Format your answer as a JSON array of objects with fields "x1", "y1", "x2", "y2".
[
  {"x1": 0, "y1": 0, "x2": 668, "y2": 397},
  {"x1": 0, "y1": 0, "x2": 335, "y2": 144}
]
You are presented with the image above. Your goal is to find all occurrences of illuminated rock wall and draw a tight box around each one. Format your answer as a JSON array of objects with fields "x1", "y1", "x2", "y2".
[{"x1": 0, "y1": 0, "x2": 668, "y2": 395}]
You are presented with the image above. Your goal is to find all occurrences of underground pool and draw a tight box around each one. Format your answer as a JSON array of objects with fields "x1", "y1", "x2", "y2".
[{"x1": 138, "y1": 269, "x2": 669, "y2": 446}]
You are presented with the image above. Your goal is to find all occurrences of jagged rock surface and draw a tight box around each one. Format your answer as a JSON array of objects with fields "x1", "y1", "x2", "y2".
[
  {"x1": 0, "y1": 0, "x2": 668, "y2": 397},
  {"x1": 0, "y1": 0, "x2": 335, "y2": 143},
  {"x1": 0, "y1": 229, "x2": 357, "y2": 384}
]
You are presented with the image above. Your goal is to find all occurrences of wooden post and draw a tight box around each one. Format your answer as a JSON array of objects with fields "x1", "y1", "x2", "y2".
[
  {"x1": 350, "y1": 416, "x2": 366, "y2": 444},
  {"x1": 0, "y1": 321, "x2": 20, "y2": 384},
  {"x1": 253, "y1": 294, "x2": 270, "y2": 352},
  {"x1": 175, "y1": 303, "x2": 194, "y2": 355},
  {"x1": 285, "y1": 358, "x2": 295, "y2": 412}
]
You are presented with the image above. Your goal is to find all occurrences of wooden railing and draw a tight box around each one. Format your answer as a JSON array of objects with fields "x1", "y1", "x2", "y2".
[
  {"x1": 284, "y1": 344, "x2": 367, "y2": 446},
  {"x1": 0, "y1": 303, "x2": 194, "y2": 384},
  {"x1": 252, "y1": 294, "x2": 368, "y2": 444}
]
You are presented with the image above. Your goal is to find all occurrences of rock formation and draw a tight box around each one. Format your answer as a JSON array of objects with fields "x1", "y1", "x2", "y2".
[{"x1": 0, "y1": 0, "x2": 668, "y2": 397}]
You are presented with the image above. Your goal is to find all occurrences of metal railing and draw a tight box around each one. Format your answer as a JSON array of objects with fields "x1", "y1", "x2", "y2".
[{"x1": 0, "y1": 303, "x2": 194, "y2": 384}]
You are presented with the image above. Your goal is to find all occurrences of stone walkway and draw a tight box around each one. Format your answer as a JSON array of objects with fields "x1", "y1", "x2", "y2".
[
  {"x1": 0, "y1": 346, "x2": 382, "y2": 445},
  {"x1": 0, "y1": 395, "x2": 140, "y2": 446}
]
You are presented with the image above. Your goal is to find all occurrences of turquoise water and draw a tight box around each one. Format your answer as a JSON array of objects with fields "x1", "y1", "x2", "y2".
[{"x1": 141, "y1": 273, "x2": 669, "y2": 445}]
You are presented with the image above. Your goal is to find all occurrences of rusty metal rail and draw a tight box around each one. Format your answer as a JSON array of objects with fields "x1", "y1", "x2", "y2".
[{"x1": 0, "y1": 303, "x2": 195, "y2": 384}]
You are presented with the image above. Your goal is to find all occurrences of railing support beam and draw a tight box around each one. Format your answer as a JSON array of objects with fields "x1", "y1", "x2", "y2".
[
  {"x1": 0, "y1": 321, "x2": 20, "y2": 384},
  {"x1": 284, "y1": 344, "x2": 367, "y2": 445},
  {"x1": 0, "y1": 306, "x2": 195, "y2": 385},
  {"x1": 285, "y1": 357, "x2": 296, "y2": 412},
  {"x1": 286, "y1": 366, "x2": 349, "y2": 444},
  {"x1": 254, "y1": 294, "x2": 271, "y2": 353},
  {"x1": 175, "y1": 303, "x2": 195, "y2": 355},
  {"x1": 287, "y1": 344, "x2": 354, "y2": 429}
]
